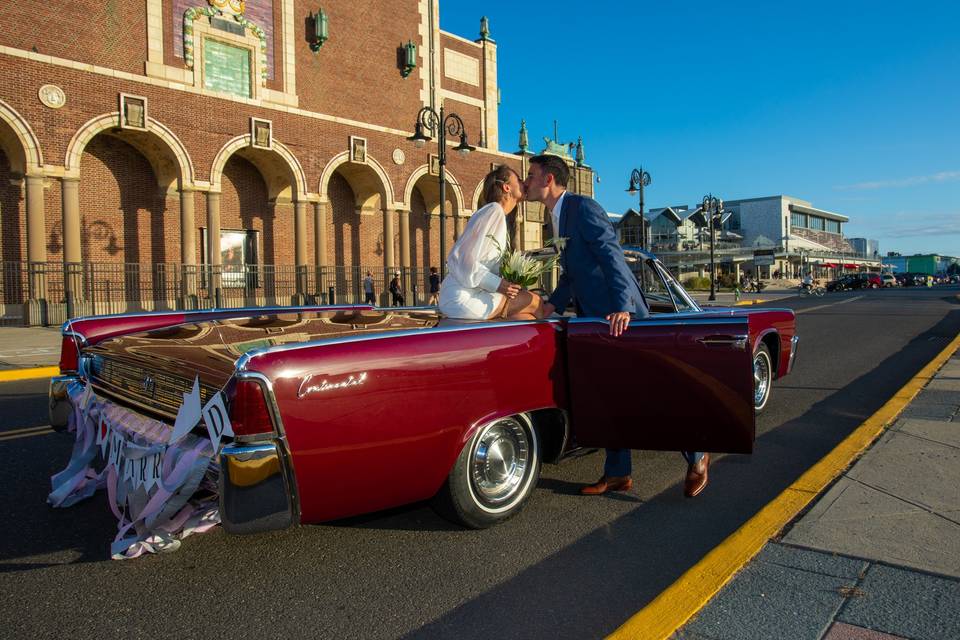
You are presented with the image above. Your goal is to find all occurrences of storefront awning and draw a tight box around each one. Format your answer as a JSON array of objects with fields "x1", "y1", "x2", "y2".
[{"x1": 843, "y1": 263, "x2": 858, "y2": 269}]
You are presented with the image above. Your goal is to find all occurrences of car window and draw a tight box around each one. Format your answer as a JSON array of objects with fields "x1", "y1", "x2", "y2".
[
  {"x1": 636, "y1": 260, "x2": 676, "y2": 313},
  {"x1": 655, "y1": 262, "x2": 698, "y2": 313}
]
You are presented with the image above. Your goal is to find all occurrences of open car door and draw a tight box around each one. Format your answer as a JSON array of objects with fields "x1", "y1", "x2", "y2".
[{"x1": 565, "y1": 316, "x2": 755, "y2": 454}]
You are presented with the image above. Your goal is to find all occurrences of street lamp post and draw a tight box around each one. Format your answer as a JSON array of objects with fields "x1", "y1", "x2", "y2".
[
  {"x1": 626, "y1": 167, "x2": 652, "y2": 251},
  {"x1": 407, "y1": 106, "x2": 475, "y2": 280},
  {"x1": 702, "y1": 194, "x2": 723, "y2": 301}
]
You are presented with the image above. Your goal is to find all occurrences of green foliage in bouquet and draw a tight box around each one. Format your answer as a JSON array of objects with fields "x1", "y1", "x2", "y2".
[{"x1": 489, "y1": 235, "x2": 566, "y2": 288}]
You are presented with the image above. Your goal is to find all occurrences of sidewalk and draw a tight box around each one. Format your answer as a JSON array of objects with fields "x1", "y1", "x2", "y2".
[
  {"x1": 676, "y1": 352, "x2": 960, "y2": 640},
  {"x1": 0, "y1": 326, "x2": 61, "y2": 370}
]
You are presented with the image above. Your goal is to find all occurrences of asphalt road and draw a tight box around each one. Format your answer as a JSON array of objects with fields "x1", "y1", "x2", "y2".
[{"x1": 2, "y1": 286, "x2": 958, "y2": 640}]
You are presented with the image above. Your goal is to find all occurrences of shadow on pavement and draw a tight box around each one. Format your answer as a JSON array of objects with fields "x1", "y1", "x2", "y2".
[{"x1": 401, "y1": 308, "x2": 960, "y2": 640}]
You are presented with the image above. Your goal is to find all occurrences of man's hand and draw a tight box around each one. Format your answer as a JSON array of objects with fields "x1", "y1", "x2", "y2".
[
  {"x1": 541, "y1": 302, "x2": 556, "y2": 316},
  {"x1": 497, "y1": 278, "x2": 521, "y2": 299},
  {"x1": 605, "y1": 311, "x2": 631, "y2": 337}
]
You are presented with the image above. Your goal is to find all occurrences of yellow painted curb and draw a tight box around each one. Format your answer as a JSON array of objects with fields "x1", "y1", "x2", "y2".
[
  {"x1": 608, "y1": 330, "x2": 960, "y2": 640},
  {"x1": 0, "y1": 366, "x2": 60, "y2": 382},
  {"x1": 733, "y1": 299, "x2": 768, "y2": 306}
]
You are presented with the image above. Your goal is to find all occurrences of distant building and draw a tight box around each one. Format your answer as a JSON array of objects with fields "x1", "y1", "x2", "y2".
[
  {"x1": 848, "y1": 238, "x2": 880, "y2": 259},
  {"x1": 616, "y1": 194, "x2": 878, "y2": 279},
  {"x1": 884, "y1": 254, "x2": 958, "y2": 275}
]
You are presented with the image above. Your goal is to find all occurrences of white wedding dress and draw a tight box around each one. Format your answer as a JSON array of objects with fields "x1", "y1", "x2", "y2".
[{"x1": 438, "y1": 201, "x2": 506, "y2": 319}]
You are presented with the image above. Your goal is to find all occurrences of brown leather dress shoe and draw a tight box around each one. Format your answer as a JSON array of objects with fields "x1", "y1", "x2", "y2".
[
  {"x1": 684, "y1": 453, "x2": 711, "y2": 498},
  {"x1": 580, "y1": 475, "x2": 633, "y2": 495}
]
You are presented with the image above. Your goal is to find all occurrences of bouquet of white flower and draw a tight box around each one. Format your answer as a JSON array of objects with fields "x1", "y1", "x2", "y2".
[{"x1": 490, "y1": 236, "x2": 566, "y2": 288}]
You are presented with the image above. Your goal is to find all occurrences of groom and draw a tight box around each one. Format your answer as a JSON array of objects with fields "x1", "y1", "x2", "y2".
[{"x1": 524, "y1": 154, "x2": 710, "y2": 498}]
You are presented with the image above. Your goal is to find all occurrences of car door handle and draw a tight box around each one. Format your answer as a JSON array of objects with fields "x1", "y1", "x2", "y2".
[{"x1": 697, "y1": 334, "x2": 748, "y2": 350}]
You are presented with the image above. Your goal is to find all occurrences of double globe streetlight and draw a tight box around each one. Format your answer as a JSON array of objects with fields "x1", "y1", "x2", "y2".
[
  {"x1": 408, "y1": 106, "x2": 475, "y2": 280},
  {"x1": 626, "y1": 167, "x2": 652, "y2": 252},
  {"x1": 701, "y1": 194, "x2": 724, "y2": 301}
]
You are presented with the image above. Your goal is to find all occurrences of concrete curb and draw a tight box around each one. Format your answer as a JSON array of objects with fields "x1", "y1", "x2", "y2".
[
  {"x1": 607, "y1": 330, "x2": 960, "y2": 640},
  {"x1": 0, "y1": 366, "x2": 60, "y2": 382}
]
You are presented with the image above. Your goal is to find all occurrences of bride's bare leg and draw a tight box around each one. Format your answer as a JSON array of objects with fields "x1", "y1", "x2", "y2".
[{"x1": 504, "y1": 290, "x2": 545, "y2": 320}]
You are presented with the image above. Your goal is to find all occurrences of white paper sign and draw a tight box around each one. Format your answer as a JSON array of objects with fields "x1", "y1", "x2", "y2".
[
  {"x1": 170, "y1": 377, "x2": 203, "y2": 443},
  {"x1": 144, "y1": 452, "x2": 163, "y2": 490},
  {"x1": 97, "y1": 414, "x2": 111, "y2": 457},
  {"x1": 109, "y1": 431, "x2": 126, "y2": 474},
  {"x1": 202, "y1": 392, "x2": 233, "y2": 452}
]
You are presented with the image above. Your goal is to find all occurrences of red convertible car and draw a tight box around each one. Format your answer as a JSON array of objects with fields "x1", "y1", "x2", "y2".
[{"x1": 49, "y1": 253, "x2": 797, "y2": 534}]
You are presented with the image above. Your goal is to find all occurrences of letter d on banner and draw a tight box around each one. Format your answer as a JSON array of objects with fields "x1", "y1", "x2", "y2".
[{"x1": 202, "y1": 392, "x2": 233, "y2": 452}]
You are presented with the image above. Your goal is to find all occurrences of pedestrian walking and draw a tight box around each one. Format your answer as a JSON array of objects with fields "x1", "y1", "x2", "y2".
[
  {"x1": 428, "y1": 266, "x2": 440, "y2": 306},
  {"x1": 363, "y1": 271, "x2": 377, "y2": 305},
  {"x1": 389, "y1": 271, "x2": 404, "y2": 306}
]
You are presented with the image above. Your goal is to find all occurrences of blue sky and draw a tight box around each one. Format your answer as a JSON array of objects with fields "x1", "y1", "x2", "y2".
[{"x1": 439, "y1": 1, "x2": 960, "y2": 256}]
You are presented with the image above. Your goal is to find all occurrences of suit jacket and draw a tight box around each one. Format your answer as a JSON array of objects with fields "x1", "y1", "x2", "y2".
[{"x1": 548, "y1": 193, "x2": 649, "y2": 318}]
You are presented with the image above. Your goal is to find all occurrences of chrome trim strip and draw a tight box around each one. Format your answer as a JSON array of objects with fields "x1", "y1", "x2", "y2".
[
  {"x1": 788, "y1": 335, "x2": 799, "y2": 374},
  {"x1": 232, "y1": 371, "x2": 300, "y2": 523},
  {"x1": 567, "y1": 316, "x2": 748, "y2": 328},
  {"x1": 61, "y1": 304, "x2": 374, "y2": 324},
  {"x1": 235, "y1": 318, "x2": 565, "y2": 370}
]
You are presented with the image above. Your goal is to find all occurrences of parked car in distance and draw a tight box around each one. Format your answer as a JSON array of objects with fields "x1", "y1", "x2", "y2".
[
  {"x1": 860, "y1": 273, "x2": 882, "y2": 289},
  {"x1": 880, "y1": 273, "x2": 897, "y2": 288},
  {"x1": 826, "y1": 275, "x2": 857, "y2": 291}
]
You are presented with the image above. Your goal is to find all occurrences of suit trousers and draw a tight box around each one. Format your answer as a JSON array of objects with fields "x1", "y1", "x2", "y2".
[{"x1": 603, "y1": 449, "x2": 703, "y2": 478}]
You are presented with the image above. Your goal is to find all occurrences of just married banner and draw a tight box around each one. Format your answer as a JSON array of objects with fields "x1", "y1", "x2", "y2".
[{"x1": 48, "y1": 378, "x2": 233, "y2": 559}]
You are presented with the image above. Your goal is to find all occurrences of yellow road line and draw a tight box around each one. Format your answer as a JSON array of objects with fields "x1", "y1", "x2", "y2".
[
  {"x1": 0, "y1": 366, "x2": 60, "y2": 382},
  {"x1": 2, "y1": 424, "x2": 55, "y2": 436},
  {"x1": 0, "y1": 427, "x2": 55, "y2": 442},
  {"x1": 608, "y1": 330, "x2": 960, "y2": 640}
]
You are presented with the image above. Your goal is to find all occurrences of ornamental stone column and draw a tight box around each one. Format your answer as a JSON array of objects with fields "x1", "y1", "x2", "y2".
[
  {"x1": 398, "y1": 208, "x2": 411, "y2": 300},
  {"x1": 314, "y1": 201, "x2": 328, "y2": 301},
  {"x1": 294, "y1": 200, "x2": 308, "y2": 303},
  {"x1": 454, "y1": 211, "x2": 463, "y2": 239},
  {"x1": 179, "y1": 187, "x2": 197, "y2": 307},
  {"x1": 61, "y1": 177, "x2": 85, "y2": 317},
  {"x1": 206, "y1": 191, "x2": 222, "y2": 306},
  {"x1": 383, "y1": 208, "x2": 395, "y2": 306},
  {"x1": 24, "y1": 175, "x2": 47, "y2": 324}
]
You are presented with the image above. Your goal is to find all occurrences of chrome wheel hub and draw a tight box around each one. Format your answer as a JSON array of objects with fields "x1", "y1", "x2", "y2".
[
  {"x1": 470, "y1": 418, "x2": 530, "y2": 506},
  {"x1": 754, "y1": 352, "x2": 771, "y2": 408}
]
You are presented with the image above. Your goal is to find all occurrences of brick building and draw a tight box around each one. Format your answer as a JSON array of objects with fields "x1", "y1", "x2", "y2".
[{"x1": 0, "y1": 0, "x2": 592, "y2": 325}]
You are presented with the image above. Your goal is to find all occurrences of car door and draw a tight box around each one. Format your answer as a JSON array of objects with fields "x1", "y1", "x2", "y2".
[{"x1": 565, "y1": 315, "x2": 755, "y2": 454}]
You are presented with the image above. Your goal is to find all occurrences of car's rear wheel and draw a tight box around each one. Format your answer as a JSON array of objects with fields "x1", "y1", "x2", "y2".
[
  {"x1": 753, "y1": 344, "x2": 773, "y2": 413},
  {"x1": 432, "y1": 414, "x2": 540, "y2": 529}
]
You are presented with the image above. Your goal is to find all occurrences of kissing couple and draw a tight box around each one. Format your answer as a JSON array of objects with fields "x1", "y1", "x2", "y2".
[{"x1": 437, "y1": 154, "x2": 711, "y2": 498}]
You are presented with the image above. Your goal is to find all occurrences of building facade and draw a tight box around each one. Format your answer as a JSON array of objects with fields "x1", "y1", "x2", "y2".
[
  {"x1": 0, "y1": 0, "x2": 587, "y2": 325},
  {"x1": 617, "y1": 195, "x2": 880, "y2": 280}
]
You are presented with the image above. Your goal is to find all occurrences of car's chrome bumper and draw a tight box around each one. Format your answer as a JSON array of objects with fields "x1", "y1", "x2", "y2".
[
  {"x1": 219, "y1": 441, "x2": 296, "y2": 534},
  {"x1": 49, "y1": 375, "x2": 78, "y2": 431},
  {"x1": 787, "y1": 335, "x2": 799, "y2": 375}
]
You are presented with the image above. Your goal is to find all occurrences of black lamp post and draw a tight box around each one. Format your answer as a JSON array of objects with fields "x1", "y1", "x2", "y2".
[
  {"x1": 408, "y1": 106, "x2": 475, "y2": 280},
  {"x1": 626, "y1": 167, "x2": 652, "y2": 251},
  {"x1": 702, "y1": 194, "x2": 723, "y2": 301}
]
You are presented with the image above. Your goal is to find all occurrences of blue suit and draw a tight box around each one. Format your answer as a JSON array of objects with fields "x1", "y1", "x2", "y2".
[{"x1": 548, "y1": 193, "x2": 703, "y2": 477}]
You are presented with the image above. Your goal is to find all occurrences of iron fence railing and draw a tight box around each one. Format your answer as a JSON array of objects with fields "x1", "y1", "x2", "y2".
[{"x1": 0, "y1": 262, "x2": 468, "y2": 326}]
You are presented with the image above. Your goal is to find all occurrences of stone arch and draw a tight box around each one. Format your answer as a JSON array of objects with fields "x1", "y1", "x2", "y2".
[
  {"x1": 0, "y1": 99, "x2": 43, "y2": 176},
  {"x1": 319, "y1": 151, "x2": 395, "y2": 211},
  {"x1": 402, "y1": 164, "x2": 466, "y2": 216},
  {"x1": 209, "y1": 135, "x2": 307, "y2": 202},
  {"x1": 472, "y1": 178, "x2": 485, "y2": 211},
  {"x1": 64, "y1": 112, "x2": 195, "y2": 190}
]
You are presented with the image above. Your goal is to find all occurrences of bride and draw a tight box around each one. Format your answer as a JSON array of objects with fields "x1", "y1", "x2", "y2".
[{"x1": 438, "y1": 165, "x2": 546, "y2": 321}]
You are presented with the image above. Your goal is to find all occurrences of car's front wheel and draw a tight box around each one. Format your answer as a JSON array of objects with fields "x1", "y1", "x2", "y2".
[
  {"x1": 432, "y1": 414, "x2": 540, "y2": 529},
  {"x1": 754, "y1": 344, "x2": 773, "y2": 413}
]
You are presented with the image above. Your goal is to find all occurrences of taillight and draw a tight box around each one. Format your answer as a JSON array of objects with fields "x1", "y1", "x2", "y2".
[
  {"x1": 59, "y1": 335, "x2": 79, "y2": 374},
  {"x1": 229, "y1": 379, "x2": 276, "y2": 437}
]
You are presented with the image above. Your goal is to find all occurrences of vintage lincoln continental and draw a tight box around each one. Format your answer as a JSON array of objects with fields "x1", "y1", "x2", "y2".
[{"x1": 49, "y1": 253, "x2": 797, "y2": 532}]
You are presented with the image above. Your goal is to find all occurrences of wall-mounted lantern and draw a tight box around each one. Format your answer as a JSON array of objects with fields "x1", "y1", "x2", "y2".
[
  {"x1": 400, "y1": 40, "x2": 417, "y2": 78},
  {"x1": 308, "y1": 9, "x2": 329, "y2": 52}
]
